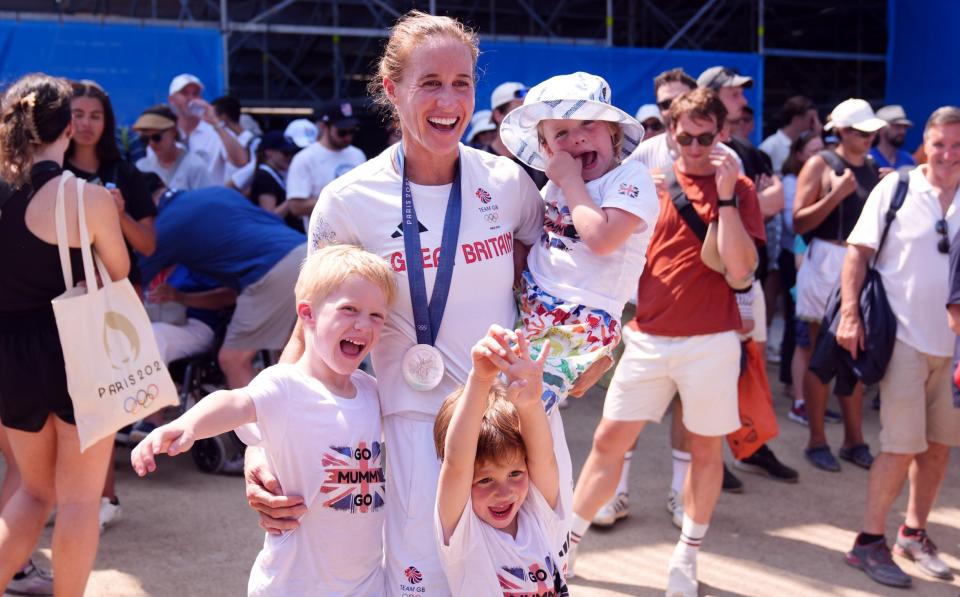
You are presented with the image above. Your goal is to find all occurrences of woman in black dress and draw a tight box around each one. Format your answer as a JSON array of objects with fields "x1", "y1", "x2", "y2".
[{"x1": 0, "y1": 73, "x2": 130, "y2": 595}]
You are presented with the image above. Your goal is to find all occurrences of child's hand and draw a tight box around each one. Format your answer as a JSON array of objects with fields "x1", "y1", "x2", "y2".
[
  {"x1": 501, "y1": 332, "x2": 549, "y2": 409},
  {"x1": 545, "y1": 150, "x2": 582, "y2": 188},
  {"x1": 470, "y1": 324, "x2": 519, "y2": 382},
  {"x1": 130, "y1": 423, "x2": 196, "y2": 477}
]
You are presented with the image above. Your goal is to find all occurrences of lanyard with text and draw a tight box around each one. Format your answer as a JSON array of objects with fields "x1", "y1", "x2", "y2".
[{"x1": 399, "y1": 145, "x2": 462, "y2": 345}]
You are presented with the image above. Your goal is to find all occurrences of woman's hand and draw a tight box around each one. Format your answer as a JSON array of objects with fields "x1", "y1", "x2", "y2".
[{"x1": 244, "y1": 447, "x2": 307, "y2": 535}]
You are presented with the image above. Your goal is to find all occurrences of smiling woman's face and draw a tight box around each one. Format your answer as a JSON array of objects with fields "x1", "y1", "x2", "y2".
[{"x1": 386, "y1": 35, "x2": 475, "y2": 160}]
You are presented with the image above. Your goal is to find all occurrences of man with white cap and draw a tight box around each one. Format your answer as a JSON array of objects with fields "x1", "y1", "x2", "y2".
[
  {"x1": 870, "y1": 105, "x2": 916, "y2": 170},
  {"x1": 793, "y1": 98, "x2": 885, "y2": 472},
  {"x1": 285, "y1": 100, "x2": 366, "y2": 228},
  {"x1": 167, "y1": 73, "x2": 249, "y2": 184},
  {"x1": 636, "y1": 104, "x2": 665, "y2": 141},
  {"x1": 466, "y1": 109, "x2": 496, "y2": 148},
  {"x1": 482, "y1": 81, "x2": 547, "y2": 188}
]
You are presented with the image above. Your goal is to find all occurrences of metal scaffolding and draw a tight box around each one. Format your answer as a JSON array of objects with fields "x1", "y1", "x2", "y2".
[{"x1": 3, "y1": 0, "x2": 889, "y2": 129}]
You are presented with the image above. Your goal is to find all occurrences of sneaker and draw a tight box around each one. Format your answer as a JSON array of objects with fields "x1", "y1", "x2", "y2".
[
  {"x1": 824, "y1": 408, "x2": 843, "y2": 424},
  {"x1": 838, "y1": 443, "x2": 874, "y2": 470},
  {"x1": 566, "y1": 541, "x2": 578, "y2": 579},
  {"x1": 804, "y1": 444, "x2": 841, "y2": 472},
  {"x1": 5, "y1": 560, "x2": 53, "y2": 596},
  {"x1": 893, "y1": 527, "x2": 954, "y2": 580},
  {"x1": 722, "y1": 464, "x2": 744, "y2": 494},
  {"x1": 788, "y1": 402, "x2": 809, "y2": 426},
  {"x1": 99, "y1": 497, "x2": 122, "y2": 533},
  {"x1": 766, "y1": 345, "x2": 781, "y2": 364},
  {"x1": 734, "y1": 445, "x2": 799, "y2": 483},
  {"x1": 128, "y1": 420, "x2": 157, "y2": 444},
  {"x1": 593, "y1": 492, "x2": 629, "y2": 527},
  {"x1": 220, "y1": 452, "x2": 245, "y2": 476},
  {"x1": 845, "y1": 538, "x2": 912, "y2": 588},
  {"x1": 666, "y1": 555, "x2": 698, "y2": 597},
  {"x1": 667, "y1": 490, "x2": 683, "y2": 529}
]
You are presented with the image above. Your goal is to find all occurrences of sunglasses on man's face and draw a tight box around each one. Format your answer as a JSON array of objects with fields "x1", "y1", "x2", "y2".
[
  {"x1": 140, "y1": 133, "x2": 164, "y2": 144},
  {"x1": 657, "y1": 98, "x2": 673, "y2": 112},
  {"x1": 675, "y1": 131, "x2": 718, "y2": 147},
  {"x1": 643, "y1": 120, "x2": 664, "y2": 132},
  {"x1": 936, "y1": 219, "x2": 950, "y2": 254},
  {"x1": 335, "y1": 127, "x2": 358, "y2": 138},
  {"x1": 849, "y1": 128, "x2": 876, "y2": 139}
]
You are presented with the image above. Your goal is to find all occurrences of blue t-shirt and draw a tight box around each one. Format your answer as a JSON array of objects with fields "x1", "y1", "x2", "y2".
[
  {"x1": 869, "y1": 147, "x2": 915, "y2": 170},
  {"x1": 165, "y1": 265, "x2": 224, "y2": 330},
  {"x1": 140, "y1": 187, "x2": 305, "y2": 291}
]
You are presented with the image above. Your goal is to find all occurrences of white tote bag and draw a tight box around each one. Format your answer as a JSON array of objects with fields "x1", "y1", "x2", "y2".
[{"x1": 51, "y1": 172, "x2": 178, "y2": 451}]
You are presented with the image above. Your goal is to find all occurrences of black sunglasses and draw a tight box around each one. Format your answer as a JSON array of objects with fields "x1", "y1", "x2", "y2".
[
  {"x1": 644, "y1": 120, "x2": 665, "y2": 132},
  {"x1": 936, "y1": 219, "x2": 950, "y2": 254},
  {"x1": 849, "y1": 128, "x2": 876, "y2": 139},
  {"x1": 657, "y1": 98, "x2": 673, "y2": 112},
  {"x1": 676, "y1": 131, "x2": 718, "y2": 147},
  {"x1": 335, "y1": 127, "x2": 358, "y2": 138},
  {"x1": 140, "y1": 133, "x2": 164, "y2": 144}
]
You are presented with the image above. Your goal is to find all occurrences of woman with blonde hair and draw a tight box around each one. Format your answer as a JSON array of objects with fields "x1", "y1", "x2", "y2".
[{"x1": 0, "y1": 73, "x2": 129, "y2": 596}]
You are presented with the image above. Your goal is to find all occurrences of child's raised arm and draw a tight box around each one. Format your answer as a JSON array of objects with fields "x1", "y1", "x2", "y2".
[
  {"x1": 500, "y1": 335, "x2": 559, "y2": 509},
  {"x1": 436, "y1": 325, "x2": 519, "y2": 544},
  {"x1": 130, "y1": 388, "x2": 257, "y2": 476}
]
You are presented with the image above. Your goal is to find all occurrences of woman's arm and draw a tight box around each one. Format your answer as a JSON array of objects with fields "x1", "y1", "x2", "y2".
[{"x1": 85, "y1": 185, "x2": 130, "y2": 282}]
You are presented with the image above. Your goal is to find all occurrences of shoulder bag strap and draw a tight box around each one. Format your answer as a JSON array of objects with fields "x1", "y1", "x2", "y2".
[
  {"x1": 74, "y1": 176, "x2": 113, "y2": 291},
  {"x1": 54, "y1": 171, "x2": 77, "y2": 290},
  {"x1": 664, "y1": 166, "x2": 708, "y2": 242},
  {"x1": 872, "y1": 169, "x2": 911, "y2": 265},
  {"x1": 818, "y1": 150, "x2": 845, "y2": 175}
]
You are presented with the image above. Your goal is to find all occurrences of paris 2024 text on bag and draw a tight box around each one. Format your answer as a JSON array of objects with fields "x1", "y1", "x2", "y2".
[{"x1": 51, "y1": 171, "x2": 178, "y2": 452}]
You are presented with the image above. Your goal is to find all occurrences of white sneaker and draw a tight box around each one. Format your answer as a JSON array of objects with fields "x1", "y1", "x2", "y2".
[
  {"x1": 99, "y1": 497, "x2": 122, "y2": 534},
  {"x1": 592, "y1": 492, "x2": 629, "y2": 527},
  {"x1": 566, "y1": 541, "x2": 578, "y2": 579},
  {"x1": 666, "y1": 554, "x2": 698, "y2": 597},
  {"x1": 5, "y1": 560, "x2": 53, "y2": 596},
  {"x1": 667, "y1": 490, "x2": 683, "y2": 529}
]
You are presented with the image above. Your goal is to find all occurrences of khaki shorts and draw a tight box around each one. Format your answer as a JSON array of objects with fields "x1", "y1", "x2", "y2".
[
  {"x1": 223, "y1": 244, "x2": 306, "y2": 351},
  {"x1": 879, "y1": 340, "x2": 960, "y2": 454},
  {"x1": 602, "y1": 327, "x2": 741, "y2": 437},
  {"x1": 795, "y1": 239, "x2": 847, "y2": 323}
]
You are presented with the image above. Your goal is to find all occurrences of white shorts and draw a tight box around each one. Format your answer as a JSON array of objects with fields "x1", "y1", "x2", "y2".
[
  {"x1": 795, "y1": 239, "x2": 846, "y2": 323},
  {"x1": 153, "y1": 318, "x2": 215, "y2": 364},
  {"x1": 547, "y1": 408, "x2": 573, "y2": 573},
  {"x1": 602, "y1": 327, "x2": 741, "y2": 437},
  {"x1": 383, "y1": 413, "x2": 450, "y2": 597},
  {"x1": 749, "y1": 282, "x2": 767, "y2": 344}
]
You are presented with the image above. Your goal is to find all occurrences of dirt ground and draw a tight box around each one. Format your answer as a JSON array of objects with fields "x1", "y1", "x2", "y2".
[{"x1": 3, "y1": 362, "x2": 959, "y2": 596}]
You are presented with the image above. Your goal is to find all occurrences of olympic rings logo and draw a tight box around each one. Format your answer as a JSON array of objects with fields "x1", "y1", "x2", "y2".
[{"x1": 123, "y1": 384, "x2": 159, "y2": 414}]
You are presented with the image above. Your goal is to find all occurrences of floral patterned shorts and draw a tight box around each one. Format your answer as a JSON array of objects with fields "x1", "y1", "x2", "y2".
[{"x1": 519, "y1": 271, "x2": 621, "y2": 414}]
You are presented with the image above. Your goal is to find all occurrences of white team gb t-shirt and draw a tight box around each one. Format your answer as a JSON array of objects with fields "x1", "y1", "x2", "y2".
[
  {"x1": 307, "y1": 144, "x2": 544, "y2": 417},
  {"x1": 528, "y1": 159, "x2": 660, "y2": 316},
  {"x1": 435, "y1": 485, "x2": 568, "y2": 597},
  {"x1": 236, "y1": 365, "x2": 385, "y2": 597}
]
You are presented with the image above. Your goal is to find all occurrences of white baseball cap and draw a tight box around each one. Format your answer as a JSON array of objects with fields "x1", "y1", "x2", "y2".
[
  {"x1": 824, "y1": 99, "x2": 887, "y2": 133},
  {"x1": 500, "y1": 72, "x2": 644, "y2": 171},
  {"x1": 284, "y1": 118, "x2": 319, "y2": 148},
  {"x1": 466, "y1": 110, "x2": 496, "y2": 143},
  {"x1": 636, "y1": 103, "x2": 663, "y2": 124},
  {"x1": 491, "y1": 82, "x2": 528, "y2": 111},
  {"x1": 168, "y1": 73, "x2": 203, "y2": 96}
]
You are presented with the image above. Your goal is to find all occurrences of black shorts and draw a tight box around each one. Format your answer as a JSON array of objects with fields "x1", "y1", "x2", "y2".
[{"x1": 0, "y1": 307, "x2": 76, "y2": 432}]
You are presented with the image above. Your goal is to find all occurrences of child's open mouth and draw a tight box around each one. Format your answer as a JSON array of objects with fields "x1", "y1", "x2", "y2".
[
  {"x1": 488, "y1": 502, "x2": 514, "y2": 521},
  {"x1": 427, "y1": 116, "x2": 459, "y2": 132},
  {"x1": 576, "y1": 151, "x2": 598, "y2": 169},
  {"x1": 340, "y1": 339, "x2": 365, "y2": 357}
]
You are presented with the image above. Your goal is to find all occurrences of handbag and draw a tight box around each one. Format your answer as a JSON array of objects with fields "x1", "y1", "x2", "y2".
[
  {"x1": 726, "y1": 340, "x2": 779, "y2": 460},
  {"x1": 51, "y1": 171, "x2": 178, "y2": 451},
  {"x1": 810, "y1": 169, "x2": 910, "y2": 386}
]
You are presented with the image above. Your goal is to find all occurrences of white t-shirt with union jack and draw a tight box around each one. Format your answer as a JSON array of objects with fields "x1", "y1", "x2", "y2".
[{"x1": 237, "y1": 364, "x2": 385, "y2": 596}]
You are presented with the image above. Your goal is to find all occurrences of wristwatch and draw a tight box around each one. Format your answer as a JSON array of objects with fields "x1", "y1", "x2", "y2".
[{"x1": 717, "y1": 197, "x2": 738, "y2": 209}]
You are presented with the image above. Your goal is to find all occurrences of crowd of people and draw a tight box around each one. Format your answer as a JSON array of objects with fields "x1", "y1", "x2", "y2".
[{"x1": 0, "y1": 8, "x2": 957, "y2": 597}]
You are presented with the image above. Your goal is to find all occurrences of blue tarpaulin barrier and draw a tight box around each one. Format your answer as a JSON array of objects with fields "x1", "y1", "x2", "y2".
[
  {"x1": 476, "y1": 42, "x2": 765, "y2": 145},
  {"x1": 0, "y1": 19, "x2": 223, "y2": 128}
]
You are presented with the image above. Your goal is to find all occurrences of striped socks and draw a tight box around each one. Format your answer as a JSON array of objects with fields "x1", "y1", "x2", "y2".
[{"x1": 673, "y1": 514, "x2": 709, "y2": 561}]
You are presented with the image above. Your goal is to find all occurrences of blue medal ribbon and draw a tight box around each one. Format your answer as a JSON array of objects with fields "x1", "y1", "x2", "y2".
[{"x1": 398, "y1": 145, "x2": 462, "y2": 346}]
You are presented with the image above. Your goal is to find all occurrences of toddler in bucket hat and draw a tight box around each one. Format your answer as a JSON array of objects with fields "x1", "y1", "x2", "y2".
[{"x1": 499, "y1": 72, "x2": 660, "y2": 418}]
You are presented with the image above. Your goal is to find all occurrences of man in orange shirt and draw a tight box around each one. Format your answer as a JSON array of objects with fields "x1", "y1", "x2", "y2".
[{"x1": 568, "y1": 88, "x2": 763, "y2": 597}]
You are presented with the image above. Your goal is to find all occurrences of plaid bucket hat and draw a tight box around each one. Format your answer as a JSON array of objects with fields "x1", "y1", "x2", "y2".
[{"x1": 499, "y1": 72, "x2": 644, "y2": 171}]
